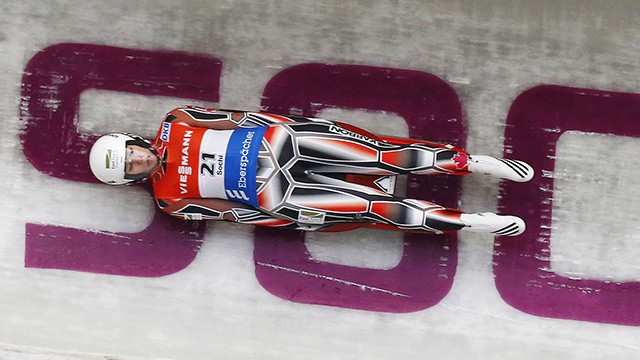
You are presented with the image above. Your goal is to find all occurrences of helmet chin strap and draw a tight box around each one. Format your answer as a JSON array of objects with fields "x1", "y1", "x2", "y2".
[{"x1": 124, "y1": 171, "x2": 151, "y2": 183}]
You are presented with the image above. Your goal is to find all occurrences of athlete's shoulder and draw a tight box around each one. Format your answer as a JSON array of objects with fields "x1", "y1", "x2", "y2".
[
  {"x1": 169, "y1": 106, "x2": 244, "y2": 122},
  {"x1": 163, "y1": 106, "x2": 200, "y2": 124},
  {"x1": 154, "y1": 109, "x2": 192, "y2": 144}
]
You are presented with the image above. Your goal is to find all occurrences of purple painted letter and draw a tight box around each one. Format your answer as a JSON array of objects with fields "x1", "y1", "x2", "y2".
[
  {"x1": 255, "y1": 63, "x2": 465, "y2": 312},
  {"x1": 21, "y1": 43, "x2": 221, "y2": 276},
  {"x1": 495, "y1": 85, "x2": 640, "y2": 325}
]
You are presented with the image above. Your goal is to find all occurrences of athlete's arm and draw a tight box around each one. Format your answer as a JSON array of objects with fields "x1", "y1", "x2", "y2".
[
  {"x1": 165, "y1": 106, "x2": 333, "y2": 130},
  {"x1": 156, "y1": 197, "x2": 297, "y2": 227}
]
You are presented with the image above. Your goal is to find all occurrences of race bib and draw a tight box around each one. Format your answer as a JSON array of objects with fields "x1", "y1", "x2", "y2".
[{"x1": 223, "y1": 127, "x2": 267, "y2": 207}]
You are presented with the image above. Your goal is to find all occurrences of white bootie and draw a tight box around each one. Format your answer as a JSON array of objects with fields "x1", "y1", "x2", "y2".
[
  {"x1": 460, "y1": 212, "x2": 526, "y2": 236},
  {"x1": 468, "y1": 155, "x2": 534, "y2": 182}
]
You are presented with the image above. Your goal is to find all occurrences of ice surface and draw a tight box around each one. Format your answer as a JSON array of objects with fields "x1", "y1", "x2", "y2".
[
  {"x1": 552, "y1": 132, "x2": 640, "y2": 281},
  {"x1": 3, "y1": 0, "x2": 640, "y2": 359}
]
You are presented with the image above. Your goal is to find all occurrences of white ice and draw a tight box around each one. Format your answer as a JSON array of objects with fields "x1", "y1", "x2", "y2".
[{"x1": 552, "y1": 132, "x2": 640, "y2": 281}]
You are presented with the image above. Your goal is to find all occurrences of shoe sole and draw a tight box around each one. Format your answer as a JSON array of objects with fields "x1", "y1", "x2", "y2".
[
  {"x1": 499, "y1": 159, "x2": 534, "y2": 182},
  {"x1": 490, "y1": 217, "x2": 525, "y2": 236}
]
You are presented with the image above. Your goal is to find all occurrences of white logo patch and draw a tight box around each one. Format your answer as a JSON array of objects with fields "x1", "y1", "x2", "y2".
[
  {"x1": 298, "y1": 210, "x2": 326, "y2": 224},
  {"x1": 160, "y1": 122, "x2": 172, "y2": 142}
]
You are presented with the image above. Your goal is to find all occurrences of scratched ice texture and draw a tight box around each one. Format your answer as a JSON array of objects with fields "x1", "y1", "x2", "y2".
[
  {"x1": 552, "y1": 132, "x2": 640, "y2": 281},
  {"x1": 3, "y1": 0, "x2": 640, "y2": 359}
]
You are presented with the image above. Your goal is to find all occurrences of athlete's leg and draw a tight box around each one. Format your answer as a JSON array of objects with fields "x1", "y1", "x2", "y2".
[
  {"x1": 257, "y1": 171, "x2": 525, "y2": 236},
  {"x1": 268, "y1": 122, "x2": 469, "y2": 176},
  {"x1": 266, "y1": 122, "x2": 533, "y2": 181},
  {"x1": 380, "y1": 133, "x2": 534, "y2": 182},
  {"x1": 257, "y1": 123, "x2": 528, "y2": 235}
]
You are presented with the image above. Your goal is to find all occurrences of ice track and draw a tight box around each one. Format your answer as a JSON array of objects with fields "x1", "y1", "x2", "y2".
[{"x1": 3, "y1": 1, "x2": 640, "y2": 359}]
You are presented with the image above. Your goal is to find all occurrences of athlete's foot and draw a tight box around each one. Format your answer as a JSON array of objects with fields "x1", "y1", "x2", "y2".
[
  {"x1": 467, "y1": 155, "x2": 534, "y2": 182},
  {"x1": 459, "y1": 212, "x2": 525, "y2": 236}
]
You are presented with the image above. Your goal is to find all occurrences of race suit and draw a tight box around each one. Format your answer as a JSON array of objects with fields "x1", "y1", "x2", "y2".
[{"x1": 151, "y1": 106, "x2": 471, "y2": 233}]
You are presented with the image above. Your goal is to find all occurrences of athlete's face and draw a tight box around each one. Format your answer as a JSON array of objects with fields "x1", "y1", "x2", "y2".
[{"x1": 125, "y1": 145, "x2": 160, "y2": 176}]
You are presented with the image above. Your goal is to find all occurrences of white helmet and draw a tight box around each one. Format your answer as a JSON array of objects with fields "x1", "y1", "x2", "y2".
[{"x1": 89, "y1": 133, "x2": 157, "y2": 185}]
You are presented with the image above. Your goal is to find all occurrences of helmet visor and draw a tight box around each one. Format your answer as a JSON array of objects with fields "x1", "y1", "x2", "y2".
[{"x1": 124, "y1": 144, "x2": 160, "y2": 181}]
